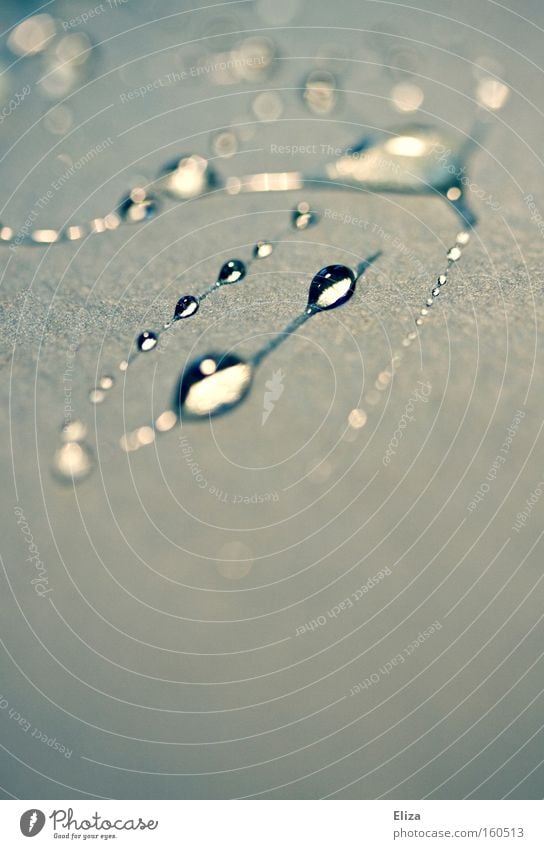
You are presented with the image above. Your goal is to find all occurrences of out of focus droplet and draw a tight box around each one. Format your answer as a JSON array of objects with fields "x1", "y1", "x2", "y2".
[
  {"x1": 303, "y1": 70, "x2": 337, "y2": 115},
  {"x1": 44, "y1": 105, "x2": 73, "y2": 135},
  {"x1": 212, "y1": 130, "x2": 238, "y2": 158},
  {"x1": 391, "y1": 82, "x2": 424, "y2": 113},
  {"x1": 348, "y1": 408, "x2": 368, "y2": 429},
  {"x1": 216, "y1": 541, "x2": 254, "y2": 579},
  {"x1": 476, "y1": 77, "x2": 509, "y2": 110},
  {"x1": 53, "y1": 441, "x2": 93, "y2": 482},
  {"x1": 252, "y1": 91, "x2": 283, "y2": 122},
  {"x1": 8, "y1": 14, "x2": 56, "y2": 56},
  {"x1": 158, "y1": 154, "x2": 217, "y2": 199},
  {"x1": 60, "y1": 420, "x2": 87, "y2": 442}
]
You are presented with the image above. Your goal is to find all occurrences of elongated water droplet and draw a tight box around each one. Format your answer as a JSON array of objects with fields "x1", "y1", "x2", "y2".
[
  {"x1": 53, "y1": 441, "x2": 94, "y2": 482},
  {"x1": 218, "y1": 259, "x2": 246, "y2": 284},
  {"x1": 137, "y1": 330, "x2": 158, "y2": 352},
  {"x1": 292, "y1": 201, "x2": 317, "y2": 230},
  {"x1": 118, "y1": 188, "x2": 158, "y2": 223},
  {"x1": 174, "y1": 353, "x2": 253, "y2": 419},
  {"x1": 253, "y1": 240, "x2": 273, "y2": 258},
  {"x1": 306, "y1": 264, "x2": 356, "y2": 313},
  {"x1": 174, "y1": 294, "x2": 199, "y2": 320},
  {"x1": 327, "y1": 125, "x2": 467, "y2": 193}
]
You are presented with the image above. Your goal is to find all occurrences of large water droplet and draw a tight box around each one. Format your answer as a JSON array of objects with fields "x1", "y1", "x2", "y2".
[
  {"x1": 174, "y1": 294, "x2": 199, "y2": 320},
  {"x1": 118, "y1": 188, "x2": 158, "y2": 223},
  {"x1": 218, "y1": 259, "x2": 246, "y2": 284},
  {"x1": 326, "y1": 125, "x2": 465, "y2": 193},
  {"x1": 137, "y1": 330, "x2": 158, "y2": 352},
  {"x1": 53, "y1": 442, "x2": 94, "y2": 482},
  {"x1": 174, "y1": 353, "x2": 253, "y2": 419},
  {"x1": 306, "y1": 264, "x2": 356, "y2": 313},
  {"x1": 157, "y1": 154, "x2": 217, "y2": 199}
]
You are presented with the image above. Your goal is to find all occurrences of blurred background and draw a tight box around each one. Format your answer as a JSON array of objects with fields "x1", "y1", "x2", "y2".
[{"x1": 0, "y1": 0, "x2": 543, "y2": 799}]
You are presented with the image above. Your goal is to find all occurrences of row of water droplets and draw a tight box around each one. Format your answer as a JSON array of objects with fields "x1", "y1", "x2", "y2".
[{"x1": 53, "y1": 203, "x2": 318, "y2": 481}]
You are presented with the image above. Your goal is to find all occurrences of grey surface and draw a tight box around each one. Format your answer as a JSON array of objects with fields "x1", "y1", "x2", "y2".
[{"x1": 0, "y1": 0, "x2": 543, "y2": 799}]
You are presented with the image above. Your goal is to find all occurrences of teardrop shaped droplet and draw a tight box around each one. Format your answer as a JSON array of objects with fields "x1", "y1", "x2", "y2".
[
  {"x1": 137, "y1": 330, "x2": 158, "y2": 352},
  {"x1": 174, "y1": 294, "x2": 199, "y2": 320},
  {"x1": 174, "y1": 353, "x2": 253, "y2": 419},
  {"x1": 218, "y1": 259, "x2": 246, "y2": 284},
  {"x1": 253, "y1": 240, "x2": 273, "y2": 259},
  {"x1": 292, "y1": 201, "x2": 317, "y2": 230},
  {"x1": 118, "y1": 188, "x2": 158, "y2": 223},
  {"x1": 53, "y1": 441, "x2": 94, "y2": 482},
  {"x1": 326, "y1": 125, "x2": 466, "y2": 193},
  {"x1": 157, "y1": 154, "x2": 217, "y2": 199},
  {"x1": 306, "y1": 264, "x2": 356, "y2": 313}
]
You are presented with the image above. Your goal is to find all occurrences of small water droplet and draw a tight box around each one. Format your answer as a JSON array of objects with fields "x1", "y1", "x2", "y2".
[
  {"x1": 303, "y1": 70, "x2": 337, "y2": 114},
  {"x1": 292, "y1": 201, "x2": 317, "y2": 230},
  {"x1": 456, "y1": 231, "x2": 470, "y2": 245},
  {"x1": 447, "y1": 246, "x2": 462, "y2": 261},
  {"x1": 306, "y1": 264, "x2": 356, "y2": 313},
  {"x1": 89, "y1": 389, "x2": 105, "y2": 404},
  {"x1": 155, "y1": 410, "x2": 177, "y2": 432},
  {"x1": 98, "y1": 375, "x2": 114, "y2": 390},
  {"x1": 137, "y1": 331, "x2": 158, "y2": 352},
  {"x1": 218, "y1": 259, "x2": 246, "y2": 284},
  {"x1": 438, "y1": 274, "x2": 447, "y2": 286},
  {"x1": 431, "y1": 287, "x2": 440, "y2": 297},
  {"x1": 174, "y1": 353, "x2": 253, "y2": 419},
  {"x1": 53, "y1": 441, "x2": 93, "y2": 482},
  {"x1": 174, "y1": 294, "x2": 199, "y2": 320},
  {"x1": 118, "y1": 188, "x2": 158, "y2": 223},
  {"x1": 253, "y1": 240, "x2": 273, "y2": 258},
  {"x1": 348, "y1": 408, "x2": 367, "y2": 428},
  {"x1": 60, "y1": 420, "x2": 87, "y2": 442}
]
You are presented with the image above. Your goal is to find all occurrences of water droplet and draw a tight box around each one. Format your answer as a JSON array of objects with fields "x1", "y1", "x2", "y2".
[
  {"x1": 174, "y1": 353, "x2": 253, "y2": 419},
  {"x1": 292, "y1": 201, "x2": 317, "y2": 230},
  {"x1": 89, "y1": 389, "x2": 105, "y2": 404},
  {"x1": 476, "y1": 78, "x2": 509, "y2": 110},
  {"x1": 218, "y1": 259, "x2": 246, "y2": 284},
  {"x1": 60, "y1": 420, "x2": 87, "y2": 442},
  {"x1": 118, "y1": 188, "x2": 158, "y2": 223},
  {"x1": 447, "y1": 246, "x2": 462, "y2": 261},
  {"x1": 456, "y1": 231, "x2": 471, "y2": 245},
  {"x1": 391, "y1": 82, "x2": 424, "y2": 113},
  {"x1": 8, "y1": 14, "x2": 56, "y2": 57},
  {"x1": 306, "y1": 264, "x2": 356, "y2": 313},
  {"x1": 155, "y1": 410, "x2": 177, "y2": 432},
  {"x1": 157, "y1": 154, "x2": 217, "y2": 199},
  {"x1": 174, "y1": 294, "x2": 199, "y2": 320},
  {"x1": 212, "y1": 130, "x2": 238, "y2": 158},
  {"x1": 431, "y1": 287, "x2": 440, "y2": 297},
  {"x1": 438, "y1": 274, "x2": 447, "y2": 286},
  {"x1": 348, "y1": 408, "x2": 367, "y2": 429},
  {"x1": 98, "y1": 375, "x2": 114, "y2": 390},
  {"x1": 252, "y1": 90, "x2": 283, "y2": 122},
  {"x1": 303, "y1": 70, "x2": 337, "y2": 114},
  {"x1": 253, "y1": 240, "x2": 273, "y2": 258},
  {"x1": 53, "y1": 442, "x2": 93, "y2": 482},
  {"x1": 137, "y1": 331, "x2": 158, "y2": 352},
  {"x1": 327, "y1": 125, "x2": 466, "y2": 193}
]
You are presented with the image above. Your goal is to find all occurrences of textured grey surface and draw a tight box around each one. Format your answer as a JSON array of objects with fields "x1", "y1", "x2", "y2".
[{"x1": 0, "y1": 0, "x2": 543, "y2": 799}]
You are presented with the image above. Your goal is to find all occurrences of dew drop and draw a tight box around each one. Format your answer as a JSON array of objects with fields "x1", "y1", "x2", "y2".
[
  {"x1": 327, "y1": 125, "x2": 466, "y2": 193},
  {"x1": 292, "y1": 201, "x2": 317, "y2": 230},
  {"x1": 253, "y1": 240, "x2": 273, "y2": 258},
  {"x1": 157, "y1": 154, "x2": 217, "y2": 199},
  {"x1": 174, "y1": 353, "x2": 253, "y2": 419},
  {"x1": 137, "y1": 330, "x2": 158, "y2": 352},
  {"x1": 447, "y1": 246, "x2": 462, "y2": 261},
  {"x1": 306, "y1": 264, "x2": 356, "y2": 313},
  {"x1": 431, "y1": 287, "x2": 440, "y2": 297},
  {"x1": 89, "y1": 389, "x2": 105, "y2": 404},
  {"x1": 60, "y1": 420, "x2": 87, "y2": 442},
  {"x1": 174, "y1": 294, "x2": 199, "y2": 320},
  {"x1": 98, "y1": 375, "x2": 114, "y2": 390},
  {"x1": 218, "y1": 259, "x2": 246, "y2": 284},
  {"x1": 118, "y1": 188, "x2": 158, "y2": 223},
  {"x1": 53, "y1": 441, "x2": 93, "y2": 482}
]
